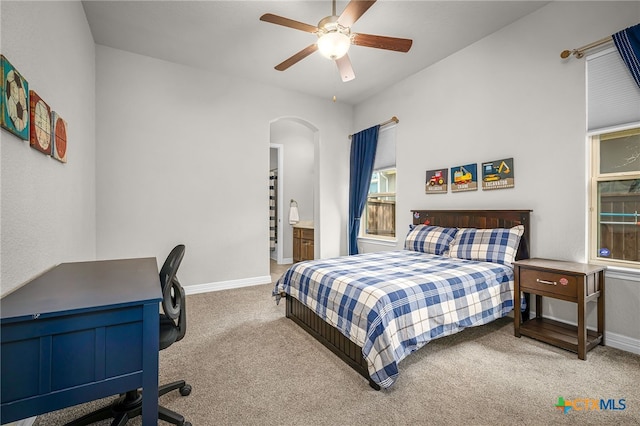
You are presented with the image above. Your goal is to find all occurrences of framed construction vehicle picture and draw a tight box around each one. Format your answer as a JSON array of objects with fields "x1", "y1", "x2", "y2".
[
  {"x1": 481, "y1": 157, "x2": 514, "y2": 190},
  {"x1": 451, "y1": 163, "x2": 478, "y2": 193},
  {"x1": 425, "y1": 168, "x2": 448, "y2": 194}
]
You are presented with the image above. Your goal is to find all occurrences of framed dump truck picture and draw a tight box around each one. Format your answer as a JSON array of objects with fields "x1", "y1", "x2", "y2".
[{"x1": 481, "y1": 157, "x2": 514, "y2": 190}]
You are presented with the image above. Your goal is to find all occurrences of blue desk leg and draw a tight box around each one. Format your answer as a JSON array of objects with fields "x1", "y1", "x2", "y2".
[{"x1": 142, "y1": 302, "x2": 159, "y2": 425}]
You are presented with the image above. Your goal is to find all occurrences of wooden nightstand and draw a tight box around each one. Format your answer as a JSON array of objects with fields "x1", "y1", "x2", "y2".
[{"x1": 513, "y1": 258, "x2": 605, "y2": 360}]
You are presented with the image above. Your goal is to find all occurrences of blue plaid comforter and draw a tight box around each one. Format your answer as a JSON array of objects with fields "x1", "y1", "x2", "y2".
[{"x1": 274, "y1": 250, "x2": 514, "y2": 389}]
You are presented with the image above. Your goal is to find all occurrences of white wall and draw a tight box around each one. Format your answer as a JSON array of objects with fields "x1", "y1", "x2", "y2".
[
  {"x1": 354, "y1": 2, "x2": 640, "y2": 347},
  {"x1": 0, "y1": 1, "x2": 96, "y2": 294},
  {"x1": 95, "y1": 46, "x2": 352, "y2": 288}
]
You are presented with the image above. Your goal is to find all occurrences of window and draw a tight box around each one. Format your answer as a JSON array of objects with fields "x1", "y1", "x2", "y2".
[
  {"x1": 362, "y1": 125, "x2": 396, "y2": 239},
  {"x1": 590, "y1": 128, "x2": 640, "y2": 267},
  {"x1": 587, "y1": 46, "x2": 640, "y2": 268}
]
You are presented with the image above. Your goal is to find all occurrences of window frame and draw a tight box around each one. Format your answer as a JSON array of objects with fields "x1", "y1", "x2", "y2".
[{"x1": 589, "y1": 125, "x2": 640, "y2": 269}]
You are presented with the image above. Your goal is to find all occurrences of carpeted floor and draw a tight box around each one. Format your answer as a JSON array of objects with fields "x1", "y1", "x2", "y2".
[{"x1": 34, "y1": 281, "x2": 640, "y2": 425}]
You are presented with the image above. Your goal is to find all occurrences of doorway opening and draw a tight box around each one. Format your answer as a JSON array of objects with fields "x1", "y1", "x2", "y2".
[
  {"x1": 268, "y1": 117, "x2": 319, "y2": 271},
  {"x1": 269, "y1": 143, "x2": 284, "y2": 264}
]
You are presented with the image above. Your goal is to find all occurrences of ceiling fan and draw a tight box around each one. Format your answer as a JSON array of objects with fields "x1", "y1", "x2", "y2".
[{"x1": 260, "y1": 0, "x2": 413, "y2": 82}]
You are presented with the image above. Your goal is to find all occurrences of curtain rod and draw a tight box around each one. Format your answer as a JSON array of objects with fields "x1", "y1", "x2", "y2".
[
  {"x1": 349, "y1": 116, "x2": 399, "y2": 139},
  {"x1": 561, "y1": 35, "x2": 613, "y2": 59}
]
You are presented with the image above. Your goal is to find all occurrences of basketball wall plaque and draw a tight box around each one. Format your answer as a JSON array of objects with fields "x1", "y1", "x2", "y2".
[{"x1": 52, "y1": 111, "x2": 67, "y2": 163}]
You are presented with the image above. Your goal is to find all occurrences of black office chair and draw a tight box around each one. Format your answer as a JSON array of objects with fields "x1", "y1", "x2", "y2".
[{"x1": 67, "y1": 245, "x2": 192, "y2": 426}]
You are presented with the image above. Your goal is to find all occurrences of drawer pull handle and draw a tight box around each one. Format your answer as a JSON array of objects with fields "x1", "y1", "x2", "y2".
[{"x1": 536, "y1": 278, "x2": 557, "y2": 286}]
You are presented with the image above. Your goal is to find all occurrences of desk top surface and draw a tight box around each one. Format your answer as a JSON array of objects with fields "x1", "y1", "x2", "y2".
[
  {"x1": 513, "y1": 258, "x2": 606, "y2": 275},
  {"x1": 1, "y1": 257, "x2": 162, "y2": 321}
]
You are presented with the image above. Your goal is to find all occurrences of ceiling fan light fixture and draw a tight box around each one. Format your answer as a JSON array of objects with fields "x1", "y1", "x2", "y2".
[{"x1": 317, "y1": 31, "x2": 351, "y2": 60}]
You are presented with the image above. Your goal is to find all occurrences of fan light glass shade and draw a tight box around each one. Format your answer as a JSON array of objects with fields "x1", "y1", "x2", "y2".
[{"x1": 317, "y1": 32, "x2": 350, "y2": 60}]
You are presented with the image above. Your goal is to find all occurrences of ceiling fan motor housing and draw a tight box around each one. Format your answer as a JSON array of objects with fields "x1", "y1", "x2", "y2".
[{"x1": 317, "y1": 16, "x2": 351, "y2": 60}]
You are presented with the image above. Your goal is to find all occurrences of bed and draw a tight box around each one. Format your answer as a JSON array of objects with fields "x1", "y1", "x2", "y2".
[{"x1": 274, "y1": 209, "x2": 531, "y2": 390}]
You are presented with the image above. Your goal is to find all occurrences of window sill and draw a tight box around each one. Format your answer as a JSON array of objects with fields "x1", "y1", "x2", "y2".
[{"x1": 358, "y1": 236, "x2": 398, "y2": 247}]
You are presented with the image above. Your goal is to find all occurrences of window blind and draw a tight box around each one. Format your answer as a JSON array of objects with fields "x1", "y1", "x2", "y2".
[
  {"x1": 373, "y1": 124, "x2": 396, "y2": 171},
  {"x1": 587, "y1": 47, "x2": 640, "y2": 132}
]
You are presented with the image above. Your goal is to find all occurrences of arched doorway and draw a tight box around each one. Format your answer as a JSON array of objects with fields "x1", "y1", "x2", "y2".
[{"x1": 268, "y1": 117, "x2": 320, "y2": 265}]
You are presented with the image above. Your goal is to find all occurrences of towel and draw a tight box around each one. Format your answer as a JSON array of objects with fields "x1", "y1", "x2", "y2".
[{"x1": 289, "y1": 205, "x2": 299, "y2": 225}]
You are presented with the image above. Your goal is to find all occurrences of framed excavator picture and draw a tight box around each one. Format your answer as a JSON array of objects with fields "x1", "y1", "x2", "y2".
[
  {"x1": 450, "y1": 163, "x2": 478, "y2": 193},
  {"x1": 481, "y1": 157, "x2": 514, "y2": 190}
]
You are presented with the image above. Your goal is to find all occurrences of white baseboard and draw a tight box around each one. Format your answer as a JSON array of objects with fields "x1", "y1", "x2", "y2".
[
  {"x1": 281, "y1": 257, "x2": 293, "y2": 264},
  {"x1": 605, "y1": 331, "x2": 640, "y2": 355},
  {"x1": 184, "y1": 275, "x2": 272, "y2": 295}
]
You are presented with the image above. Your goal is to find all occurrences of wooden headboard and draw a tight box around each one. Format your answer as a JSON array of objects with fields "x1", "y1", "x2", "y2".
[{"x1": 411, "y1": 209, "x2": 532, "y2": 260}]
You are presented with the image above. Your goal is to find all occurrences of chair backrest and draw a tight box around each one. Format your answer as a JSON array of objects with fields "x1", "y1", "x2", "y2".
[{"x1": 159, "y1": 245, "x2": 186, "y2": 336}]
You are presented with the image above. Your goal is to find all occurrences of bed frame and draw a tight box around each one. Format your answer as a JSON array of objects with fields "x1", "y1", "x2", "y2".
[{"x1": 285, "y1": 209, "x2": 532, "y2": 390}]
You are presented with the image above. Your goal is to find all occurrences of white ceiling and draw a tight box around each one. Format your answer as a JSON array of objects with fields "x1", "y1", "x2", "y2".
[{"x1": 81, "y1": 0, "x2": 549, "y2": 105}]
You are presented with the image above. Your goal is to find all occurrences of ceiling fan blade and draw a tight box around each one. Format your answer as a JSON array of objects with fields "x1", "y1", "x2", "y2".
[
  {"x1": 352, "y1": 33, "x2": 413, "y2": 52},
  {"x1": 336, "y1": 54, "x2": 355, "y2": 82},
  {"x1": 275, "y1": 44, "x2": 319, "y2": 71},
  {"x1": 260, "y1": 13, "x2": 318, "y2": 33},
  {"x1": 338, "y1": 0, "x2": 376, "y2": 27}
]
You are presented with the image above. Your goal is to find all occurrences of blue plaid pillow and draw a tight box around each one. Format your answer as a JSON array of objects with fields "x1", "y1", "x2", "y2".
[
  {"x1": 448, "y1": 225, "x2": 524, "y2": 267},
  {"x1": 405, "y1": 225, "x2": 458, "y2": 255}
]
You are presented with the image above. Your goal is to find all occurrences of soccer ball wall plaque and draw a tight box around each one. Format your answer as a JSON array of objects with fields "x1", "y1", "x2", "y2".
[{"x1": 1, "y1": 55, "x2": 30, "y2": 140}]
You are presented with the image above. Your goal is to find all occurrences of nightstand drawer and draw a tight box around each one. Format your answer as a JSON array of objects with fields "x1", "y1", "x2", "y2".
[{"x1": 519, "y1": 268, "x2": 577, "y2": 298}]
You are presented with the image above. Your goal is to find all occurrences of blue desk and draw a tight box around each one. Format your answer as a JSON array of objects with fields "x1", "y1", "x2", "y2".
[{"x1": 1, "y1": 258, "x2": 162, "y2": 425}]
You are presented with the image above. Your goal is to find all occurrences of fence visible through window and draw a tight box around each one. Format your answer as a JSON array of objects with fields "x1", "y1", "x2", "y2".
[
  {"x1": 598, "y1": 180, "x2": 640, "y2": 262},
  {"x1": 366, "y1": 194, "x2": 395, "y2": 237}
]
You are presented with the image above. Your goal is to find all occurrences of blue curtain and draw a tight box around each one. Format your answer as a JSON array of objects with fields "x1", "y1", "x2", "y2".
[
  {"x1": 613, "y1": 23, "x2": 640, "y2": 88},
  {"x1": 348, "y1": 125, "x2": 380, "y2": 255}
]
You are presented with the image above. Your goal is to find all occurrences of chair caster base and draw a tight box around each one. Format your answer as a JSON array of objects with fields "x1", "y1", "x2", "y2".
[{"x1": 179, "y1": 384, "x2": 192, "y2": 396}]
